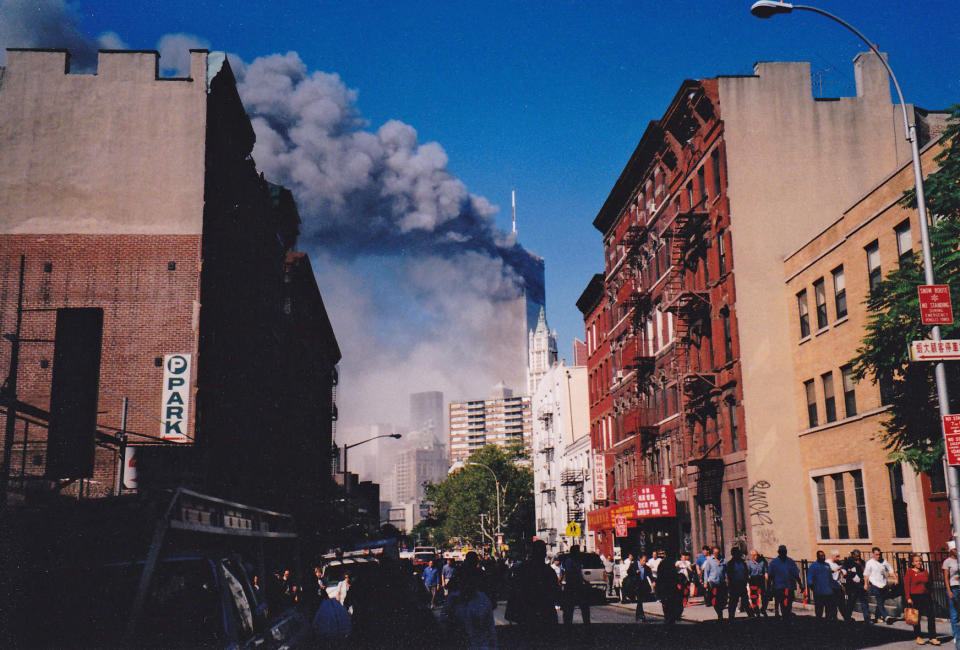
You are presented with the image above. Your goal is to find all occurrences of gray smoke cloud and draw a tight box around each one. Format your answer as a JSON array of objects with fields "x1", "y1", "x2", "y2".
[{"x1": 232, "y1": 51, "x2": 545, "y2": 439}]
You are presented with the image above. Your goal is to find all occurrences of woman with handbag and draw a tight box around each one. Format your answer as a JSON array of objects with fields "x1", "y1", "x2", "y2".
[{"x1": 904, "y1": 553, "x2": 941, "y2": 645}]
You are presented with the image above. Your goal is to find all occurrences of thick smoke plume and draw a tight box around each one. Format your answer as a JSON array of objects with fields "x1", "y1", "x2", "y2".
[{"x1": 233, "y1": 52, "x2": 544, "y2": 438}]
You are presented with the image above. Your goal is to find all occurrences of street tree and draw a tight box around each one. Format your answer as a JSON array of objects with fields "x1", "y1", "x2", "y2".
[
  {"x1": 852, "y1": 106, "x2": 960, "y2": 472},
  {"x1": 423, "y1": 444, "x2": 534, "y2": 549}
]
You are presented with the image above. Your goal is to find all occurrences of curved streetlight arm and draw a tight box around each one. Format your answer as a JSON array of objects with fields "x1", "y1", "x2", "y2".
[
  {"x1": 342, "y1": 433, "x2": 401, "y2": 495},
  {"x1": 466, "y1": 461, "x2": 503, "y2": 541},
  {"x1": 752, "y1": 3, "x2": 913, "y2": 139}
]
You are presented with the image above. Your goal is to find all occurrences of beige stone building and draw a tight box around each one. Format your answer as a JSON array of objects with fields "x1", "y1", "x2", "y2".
[{"x1": 783, "y1": 137, "x2": 951, "y2": 556}]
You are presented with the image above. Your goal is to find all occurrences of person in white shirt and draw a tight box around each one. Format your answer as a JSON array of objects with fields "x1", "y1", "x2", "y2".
[
  {"x1": 647, "y1": 551, "x2": 662, "y2": 585},
  {"x1": 863, "y1": 547, "x2": 895, "y2": 623},
  {"x1": 942, "y1": 541, "x2": 960, "y2": 648},
  {"x1": 335, "y1": 571, "x2": 351, "y2": 605},
  {"x1": 601, "y1": 553, "x2": 614, "y2": 597}
]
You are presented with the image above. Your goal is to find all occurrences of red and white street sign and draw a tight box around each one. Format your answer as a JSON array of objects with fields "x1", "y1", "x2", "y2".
[
  {"x1": 614, "y1": 515, "x2": 628, "y2": 537},
  {"x1": 919, "y1": 285, "x2": 954, "y2": 325},
  {"x1": 910, "y1": 340, "x2": 960, "y2": 361},
  {"x1": 944, "y1": 414, "x2": 960, "y2": 466}
]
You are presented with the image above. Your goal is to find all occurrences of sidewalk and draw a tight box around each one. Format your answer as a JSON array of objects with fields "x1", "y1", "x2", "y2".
[{"x1": 611, "y1": 596, "x2": 957, "y2": 637}]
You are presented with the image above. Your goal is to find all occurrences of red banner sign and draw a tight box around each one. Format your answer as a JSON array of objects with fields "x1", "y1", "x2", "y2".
[
  {"x1": 944, "y1": 414, "x2": 960, "y2": 466},
  {"x1": 586, "y1": 484, "x2": 676, "y2": 532},
  {"x1": 919, "y1": 285, "x2": 954, "y2": 325},
  {"x1": 593, "y1": 452, "x2": 608, "y2": 501}
]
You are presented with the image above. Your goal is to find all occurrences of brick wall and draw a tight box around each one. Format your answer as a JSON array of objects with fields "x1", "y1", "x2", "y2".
[{"x1": 0, "y1": 234, "x2": 202, "y2": 498}]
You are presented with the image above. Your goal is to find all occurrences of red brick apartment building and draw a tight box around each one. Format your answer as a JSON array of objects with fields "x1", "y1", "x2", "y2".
[
  {"x1": 582, "y1": 52, "x2": 945, "y2": 559},
  {"x1": 0, "y1": 49, "x2": 340, "y2": 530}
]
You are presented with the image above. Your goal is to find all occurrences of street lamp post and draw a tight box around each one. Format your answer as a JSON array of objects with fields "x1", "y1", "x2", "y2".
[
  {"x1": 750, "y1": 1, "x2": 960, "y2": 554},
  {"x1": 467, "y1": 461, "x2": 502, "y2": 552},
  {"x1": 342, "y1": 433, "x2": 402, "y2": 495}
]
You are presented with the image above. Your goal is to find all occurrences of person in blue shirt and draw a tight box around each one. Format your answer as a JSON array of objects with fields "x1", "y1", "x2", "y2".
[
  {"x1": 806, "y1": 550, "x2": 839, "y2": 620},
  {"x1": 767, "y1": 544, "x2": 800, "y2": 620},
  {"x1": 725, "y1": 547, "x2": 754, "y2": 619},
  {"x1": 422, "y1": 559, "x2": 441, "y2": 609},
  {"x1": 695, "y1": 545, "x2": 710, "y2": 598},
  {"x1": 701, "y1": 546, "x2": 727, "y2": 622}
]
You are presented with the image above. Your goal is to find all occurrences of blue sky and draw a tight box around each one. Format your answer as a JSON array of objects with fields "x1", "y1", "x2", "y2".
[{"x1": 26, "y1": 0, "x2": 960, "y2": 359}]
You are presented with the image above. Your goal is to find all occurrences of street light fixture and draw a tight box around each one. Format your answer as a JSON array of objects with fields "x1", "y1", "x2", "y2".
[
  {"x1": 342, "y1": 433, "x2": 401, "y2": 495},
  {"x1": 466, "y1": 461, "x2": 502, "y2": 552},
  {"x1": 749, "y1": 1, "x2": 960, "y2": 554}
]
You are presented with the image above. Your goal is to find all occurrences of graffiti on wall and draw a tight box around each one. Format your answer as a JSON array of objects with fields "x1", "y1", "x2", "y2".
[{"x1": 748, "y1": 480, "x2": 773, "y2": 526}]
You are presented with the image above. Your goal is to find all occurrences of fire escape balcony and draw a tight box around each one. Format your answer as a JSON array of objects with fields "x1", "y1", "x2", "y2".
[
  {"x1": 682, "y1": 372, "x2": 720, "y2": 407},
  {"x1": 672, "y1": 207, "x2": 710, "y2": 244},
  {"x1": 663, "y1": 286, "x2": 710, "y2": 318},
  {"x1": 567, "y1": 505, "x2": 585, "y2": 523},
  {"x1": 560, "y1": 469, "x2": 584, "y2": 486},
  {"x1": 539, "y1": 482, "x2": 556, "y2": 494}
]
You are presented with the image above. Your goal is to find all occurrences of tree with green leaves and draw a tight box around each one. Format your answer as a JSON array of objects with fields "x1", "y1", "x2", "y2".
[
  {"x1": 422, "y1": 444, "x2": 534, "y2": 550},
  {"x1": 852, "y1": 105, "x2": 960, "y2": 472}
]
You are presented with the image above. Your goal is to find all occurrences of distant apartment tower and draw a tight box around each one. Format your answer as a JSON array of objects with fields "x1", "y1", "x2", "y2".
[
  {"x1": 392, "y1": 444, "x2": 448, "y2": 504},
  {"x1": 527, "y1": 307, "x2": 558, "y2": 395},
  {"x1": 410, "y1": 391, "x2": 445, "y2": 448},
  {"x1": 449, "y1": 383, "x2": 532, "y2": 464}
]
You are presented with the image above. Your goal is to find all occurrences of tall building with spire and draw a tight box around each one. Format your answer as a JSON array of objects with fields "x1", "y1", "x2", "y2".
[{"x1": 527, "y1": 307, "x2": 558, "y2": 395}]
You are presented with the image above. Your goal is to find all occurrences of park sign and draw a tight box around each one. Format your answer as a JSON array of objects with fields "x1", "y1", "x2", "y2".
[
  {"x1": 910, "y1": 340, "x2": 960, "y2": 362},
  {"x1": 160, "y1": 354, "x2": 191, "y2": 442},
  {"x1": 918, "y1": 285, "x2": 953, "y2": 325}
]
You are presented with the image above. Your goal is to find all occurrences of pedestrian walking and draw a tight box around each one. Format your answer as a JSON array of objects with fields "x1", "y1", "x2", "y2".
[
  {"x1": 447, "y1": 569, "x2": 498, "y2": 650},
  {"x1": 677, "y1": 552, "x2": 696, "y2": 603},
  {"x1": 633, "y1": 555, "x2": 653, "y2": 622},
  {"x1": 695, "y1": 545, "x2": 710, "y2": 598},
  {"x1": 842, "y1": 549, "x2": 871, "y2": 622},
  {"x1": 504, "y1": 541, "x2": 560, "y2": 635},
  {"x1": 828, "y1": 550, "x2": 847, "y2": 619},
  {"x1": 864, "y1": 547, "x2": 897, "y2": 624},
  {"x1": 904, "y1": 553, "x2": 941, "y2": 645},
  {"x1": 725, "y1": 547, "x2": 753, "y2": 620},
  {"x1": 702, "y1": 546, "x2": 728, "y2": 623},
  {"x1": 423, "y1": 559, "x2": 442, "y2": 608},
  {"x1": 657, "y1": 551, "x2": 686, "y2": 625},
  {"x1": 767, "y1": 544, "x2": 800, "y2": 620},
  {"x1": 560, "y1": 545, "x2": 591, "y2": 627},
  {"x1": 602, "y1": 553, "x2": 614, "y2": 598},
  {"x1": 442, "y1": 558, "x2": 456, "y2": 597},
  {"x1": 613, "y1": 557, "x2": 624, "y2": 602},
  {"x1": 807, "y1": 550, "x2": 839, "y2": 620},
  {"x1": 941, "y1": 542, "x2": 960, "y2": 649},
  {"x1": 747, "y1": 549, "x2": 768, "y2": 617},
  {"x1": 648, "y1": 550, "x2": 662, "y2": 586}
]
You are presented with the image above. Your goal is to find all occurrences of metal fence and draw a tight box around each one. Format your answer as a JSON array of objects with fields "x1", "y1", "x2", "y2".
[{"x1": 891, "y1": 551, "x2": 951, "y2": 618}]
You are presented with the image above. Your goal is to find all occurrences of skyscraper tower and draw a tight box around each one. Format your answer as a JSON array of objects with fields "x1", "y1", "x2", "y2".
[
  {"x1": 410, "y1": 391, "x2": 445, "y2": 448},
  {"x1": 527, "y1": 307, "x2": 558, "y2": 395}
]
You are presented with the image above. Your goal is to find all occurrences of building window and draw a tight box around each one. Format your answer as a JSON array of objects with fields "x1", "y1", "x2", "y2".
[
  {"x1": 822, "y1": 372, "x2": 837, "y2": 423},
  {"x1": 841, "y1": 365, "x2": 857, "y2": 417},
  {"x1": 927, "y1": 464, "x2": 947, "y2": 494},
  {"x1": 814, "y1": 476, "x2": 830, "y2": 539},
  {"x1": 866, "y1": 241, "x2": 881, "y2": 292},
  {"x1": 832, "y1": 473, "x2": 849, "y2": 539},
  {"x1": 686, "y1": 181, "x2": 694, "y2": 210},
  {"x1": 718, "y1": 231, "x2": 727, "y2": 275},
  {"x1": 813, "y1": 469, "x2": 869, "y2": 540},
  {"x1": 712, "y1": 149, "x2": 721, "y2": 197},
  {"x1": 797, "y1": 290, "x2": 810, "y2": 338},
  {"x1": 832, "y1": 266, "x2": 847, "y2": 320},
  {"x1": 722, "y1": 309, "x2": 733, "y2": 362},
  {"x1": 727, "y1": 400, "x2": 739, "y2": 452},
  {"x1": 852, "y1": 469, "x2": 869, "y2": 539},
  {"x1": 814, "y1": 278, "x2": 828, "y2": 330},
  {"x1": 895, "y1": 221, "x2": 913, "y2": 266},
  {"x1": 698, "y1": 165, "x2": 707, "y2": 202},
  {"x1": 887, "y1": 462, "x2": 911, "y2": 538},
  {"x1": 805, "y1": 379, "x2": 818, "y2": 428}
]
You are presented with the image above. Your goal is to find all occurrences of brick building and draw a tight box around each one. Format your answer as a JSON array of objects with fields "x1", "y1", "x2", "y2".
[
  {"x1": 582, "y1": 52, "x2": 945, "y2": 559},
  {"x1": 0, "y1": 49, "x2": 340, "y2": 530},
  {"x1": 784, "y1": 136, "x2": 951, "y2": 554}
]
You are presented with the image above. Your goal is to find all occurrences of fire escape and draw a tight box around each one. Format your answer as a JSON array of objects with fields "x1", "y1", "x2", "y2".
[
  {"x1": 662, "y1": 203, "x2": 720, "y2": 462},
  {"x1": 561, "y1": 469, "x2": 586, "y2": 527}
]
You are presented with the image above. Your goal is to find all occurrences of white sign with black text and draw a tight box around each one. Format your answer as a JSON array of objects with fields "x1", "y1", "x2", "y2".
[{"x1": 161, "y1": 354, "x2": 191, "y2": 442}]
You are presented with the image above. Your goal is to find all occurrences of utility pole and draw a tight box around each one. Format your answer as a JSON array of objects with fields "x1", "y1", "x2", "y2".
[{"x1": 115, "y1": 397, "x2": 129, "y2": 495}]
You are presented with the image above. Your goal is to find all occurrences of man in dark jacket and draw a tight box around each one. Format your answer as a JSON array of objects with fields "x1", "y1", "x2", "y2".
[
  {"x1": 842, "y1": 549, "x2": 871, "y2": 622},
  {"x1": 807, "y1": 550, "x2": 838, "y2": 620},
  {"x1": 505, "y1": 541, "x2": 560, "y2": 636}
]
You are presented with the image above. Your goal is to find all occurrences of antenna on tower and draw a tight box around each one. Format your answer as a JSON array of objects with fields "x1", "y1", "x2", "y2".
[{"x1": 511, "y1": 189, "x2": 517, "y2": 235}]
